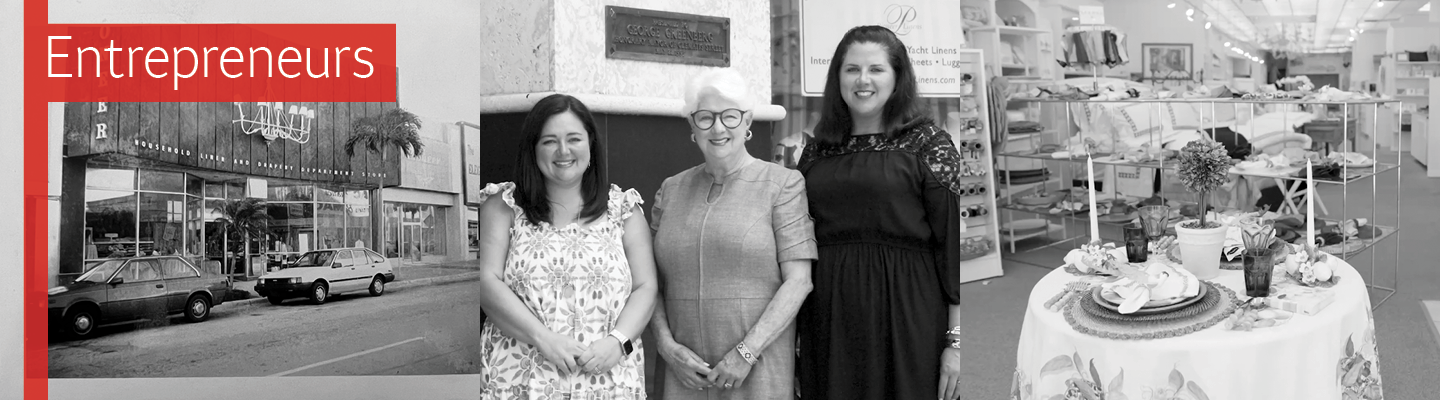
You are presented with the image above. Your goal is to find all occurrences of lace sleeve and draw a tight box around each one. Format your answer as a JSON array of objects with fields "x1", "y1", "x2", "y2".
[{"x1": 918, "y1": 126, "x2": 964, "y2": 197}]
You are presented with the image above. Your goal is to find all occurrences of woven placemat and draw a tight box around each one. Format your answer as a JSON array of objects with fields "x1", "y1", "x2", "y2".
[{"x1": 1064, "y1": 281, "x2": 1240, "y2": 340}]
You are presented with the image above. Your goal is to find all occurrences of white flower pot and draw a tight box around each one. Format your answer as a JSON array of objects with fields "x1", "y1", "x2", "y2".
[{"x1": 1175, "y1": 219, "x2": 1228, "y2": 280}]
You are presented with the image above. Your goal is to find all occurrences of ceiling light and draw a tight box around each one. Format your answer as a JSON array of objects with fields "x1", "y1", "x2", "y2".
[
  {"x1": 1186, "y1": 8, "x2": 1195, "y2": 16},
  {"x1": 1072, "y1": 17, "x2": 1079, "y2": 20},
  {"x1": 1224, "y1": 42, "x2": 1231, "y2": 47},
  {"x1": 1421, "y1": 2, "x2": 1431, "y2": 12},
  {"x1": 1260, "y1": 60, "x2": 1265, "y2": 64},
  {"x1": 1359, "y1": 29, "x2": 1365, "y2": 33},
  {"x1": 1168, "y1": 3, "x2": 1176, "y2": 8},
  {"x1": 1205, "y1": 22, "x2": 1212, "y2": 29}
]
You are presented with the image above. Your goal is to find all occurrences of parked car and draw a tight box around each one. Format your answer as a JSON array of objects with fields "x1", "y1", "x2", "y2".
[
  {"x1": 48, "y1": 255, "x2": 232, "y2": 338},
  {"x1": 254, "y1": 247, "x2": 395, "y2": 305}
]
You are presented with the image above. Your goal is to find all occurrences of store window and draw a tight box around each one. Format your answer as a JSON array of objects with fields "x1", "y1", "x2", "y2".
[
  {"x1": 345, "y1": 190, "x2": 372, "y2": 248},
  {"x1": 85, "y1": 189, "x2": 137, "y2": 259},
  {"x1": 385, "y1": 202, "x2": 446, "y2": 262},
  {"x1": 138, "y1": 192, "x2": 186, "y2": 256}
]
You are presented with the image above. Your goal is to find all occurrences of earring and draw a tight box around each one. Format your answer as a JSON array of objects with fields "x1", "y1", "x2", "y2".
[
  {"x1": 746, "y1": 130, "x2": 754, "y2": 141},
  {"x1": 691, "y1": 135, "x2": 697, "y2": 143}
]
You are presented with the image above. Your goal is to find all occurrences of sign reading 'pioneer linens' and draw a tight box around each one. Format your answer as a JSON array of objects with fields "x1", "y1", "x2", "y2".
[{"x1": 604, "y1": 6, "x2": 730, "y2": 67}]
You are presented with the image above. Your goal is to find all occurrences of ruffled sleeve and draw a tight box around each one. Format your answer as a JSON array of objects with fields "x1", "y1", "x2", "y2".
[
  {"x1": 478, "y1": 182, "x2": 520, "y2": 213},
  {"x1": 918, "y1": 127, "x2": 962, "y2": 305},
  {"x1": 773, "y1": 169, "x2": 818, "y2": 263},
  {"x1": 607, "y1": 184, "x2": 645, "y2": 223}
]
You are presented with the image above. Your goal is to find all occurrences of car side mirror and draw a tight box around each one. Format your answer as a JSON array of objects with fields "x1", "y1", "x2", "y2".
[
  {"x1": 331, "y1": 262, "x2": 343, "y2": 268},
  {"x1": 109, "y1": 277, "x2": 124, "y2": 285}
]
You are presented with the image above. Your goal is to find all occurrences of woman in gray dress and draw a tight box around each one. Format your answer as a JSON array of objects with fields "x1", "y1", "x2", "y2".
[{"x1": 649, "y1": 68, "x2": 818, "y2": 399}]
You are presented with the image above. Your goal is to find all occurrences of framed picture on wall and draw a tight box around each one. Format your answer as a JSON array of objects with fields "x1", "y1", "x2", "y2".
[{"x1": 1142, "y1": 43, "x2": 1193, "y2": 80}]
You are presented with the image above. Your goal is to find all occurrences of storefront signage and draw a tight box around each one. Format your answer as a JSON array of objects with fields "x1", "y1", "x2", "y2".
[
  {"x1": 233, "y1": 102, "x2": 315, "y2": 144},
  {"x1": 461, "y1": 123, "x2": 483, "y2": 206},
  {"x1": 799, "y1": 0, "x2": 964, "y2": 97},
  {"x1": 400, "y1": 120, "x2": 456, "y2": 193},
  {"x1": 64, "y1": 101, "x2": 400, "y2": 186},
  {"x1": 604, "y1": 6, "x2": 730, "y2": 67}
]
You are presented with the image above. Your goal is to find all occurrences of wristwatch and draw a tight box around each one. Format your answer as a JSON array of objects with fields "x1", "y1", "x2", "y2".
[{"x1": 609, "y1": 330, "x2": 634, "y2": 356}]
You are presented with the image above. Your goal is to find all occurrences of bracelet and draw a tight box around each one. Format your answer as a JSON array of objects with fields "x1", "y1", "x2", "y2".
[
  {"x1": 946, "y1": 326, "x2": 961, "y2": 336},
  {"x1": 949, "y1": 338, "x2": 962, "y2": 350},
  {"x1": 735, "y1": 342, "x2": 759, "y2": 366}
]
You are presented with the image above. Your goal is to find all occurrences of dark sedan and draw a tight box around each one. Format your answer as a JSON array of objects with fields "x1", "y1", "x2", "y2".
[{"x1": 49, "y1": 256, "x2": 232, "y2": 338}]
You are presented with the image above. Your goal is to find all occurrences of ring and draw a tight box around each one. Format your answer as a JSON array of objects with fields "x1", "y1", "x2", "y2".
[{"x1": 725, "y1": 383, "x2": 734, "y2": 389}]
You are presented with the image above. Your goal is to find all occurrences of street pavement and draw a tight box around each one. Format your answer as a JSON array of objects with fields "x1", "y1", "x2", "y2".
[{"x1": 48, "y1": 277, "x2": 483, "y2": 378}]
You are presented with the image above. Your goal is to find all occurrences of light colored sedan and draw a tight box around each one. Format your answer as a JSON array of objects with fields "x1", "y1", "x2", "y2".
[{"x1": 254, "y1": 247, "x2": 395, "y2": 305}]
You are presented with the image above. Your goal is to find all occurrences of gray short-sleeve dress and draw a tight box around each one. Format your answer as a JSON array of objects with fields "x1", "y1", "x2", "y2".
[{"x1": 651, "y1": 160, "x2": 818, "y2": 400}]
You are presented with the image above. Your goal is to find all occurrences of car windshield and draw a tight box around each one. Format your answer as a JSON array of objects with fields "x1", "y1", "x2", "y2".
[
  {"x1": 291, "y1": 251, "x2": 334, "y2": 268},
  {"x1": 74, "y1": 260, "x2": 125, "y2": 284}
]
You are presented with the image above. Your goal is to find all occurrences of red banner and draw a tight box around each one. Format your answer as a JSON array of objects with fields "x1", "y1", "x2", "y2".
[{"x1": 43, "y1": 24, "x2": 397, "y2": 102}]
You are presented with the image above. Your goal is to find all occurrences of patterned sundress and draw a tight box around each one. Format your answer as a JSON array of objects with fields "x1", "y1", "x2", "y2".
[{"x1": 478, "y1": 182, "x2": 647, "y2": 400}]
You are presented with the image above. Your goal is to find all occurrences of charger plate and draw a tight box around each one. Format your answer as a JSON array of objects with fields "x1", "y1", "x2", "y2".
[
  {"x1": 1065, "y1": 281, "x2": 1239, "y2": 340},
  {"x1": 1093, "y1": 283, "x2": 1208, "y2": 316}
]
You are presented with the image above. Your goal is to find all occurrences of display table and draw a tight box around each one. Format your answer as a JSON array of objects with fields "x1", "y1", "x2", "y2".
[{"x1": 1012, "y1": 256, "x2": 1383, "y2": 400}]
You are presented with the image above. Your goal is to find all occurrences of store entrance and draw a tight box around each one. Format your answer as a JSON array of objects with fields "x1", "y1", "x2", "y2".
[{"x1": 401, "y1": 222, "x2": 424, "y2": 262}]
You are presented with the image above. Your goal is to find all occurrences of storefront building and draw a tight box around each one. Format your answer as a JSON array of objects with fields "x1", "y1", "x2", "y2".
[
  {"x1": 378, "y1": 119, "x2": 474, "y2": 265},
  {"x1": 55, "y1": 101, "x2": 401, "y2": 285}
]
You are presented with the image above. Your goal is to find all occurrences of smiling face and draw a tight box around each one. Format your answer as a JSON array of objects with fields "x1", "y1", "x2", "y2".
[
  {"x1": 534, "y1": 111, "x2": 591, "y2": 187},
  {"x1": 690, "y1": 91, "x2": 752, "y2": 165},
  {"x1": 838, "y1": 42, "x2": 896, "y2": 128}
]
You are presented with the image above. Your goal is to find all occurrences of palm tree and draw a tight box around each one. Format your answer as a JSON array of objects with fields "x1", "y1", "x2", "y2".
[
  {"x1": 344, "y1": 108, "x2": 424, "y2": 166},
  {"x1": 212, "y1": 198, "x2": 273, "y2": 277}
]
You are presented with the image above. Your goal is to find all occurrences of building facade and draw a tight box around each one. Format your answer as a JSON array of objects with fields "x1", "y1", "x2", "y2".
[{"x1": 55, "y1": 101, "x2": 402, "y2": 285}]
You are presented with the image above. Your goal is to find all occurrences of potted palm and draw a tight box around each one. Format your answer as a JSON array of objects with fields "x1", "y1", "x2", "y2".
[{"x1": 1173, "y1": 137, "x2": 1237, "y2": 280}]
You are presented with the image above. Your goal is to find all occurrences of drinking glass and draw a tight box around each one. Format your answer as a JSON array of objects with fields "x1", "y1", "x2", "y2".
[
  {"x1": 1123, "y1": 223, "x2": 1149, "y2": 263},
  {"x1": 1138, "y1": 205, "x2": 1172, "y2": 243},
  {"x1": 1243, "y1": 250, "x2": 1277, "y2": 297}
]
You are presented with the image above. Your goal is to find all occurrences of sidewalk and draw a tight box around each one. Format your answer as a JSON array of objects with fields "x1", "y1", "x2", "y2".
[{"x1": 226, "y1": 258, "x2": 484, "y2": 303}]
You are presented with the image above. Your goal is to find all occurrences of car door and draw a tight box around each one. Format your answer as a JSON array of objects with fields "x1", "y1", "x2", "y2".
[
  {"x1": 332, "y1": 250, "x2": 363, "y2": 293},
  {"x1": 158, "y1": 257, "x2": 202, "y2": 313},
  {"x1": 364, "y1": 249, "x2": 386, "y2": 278},
  {"x1": 103, "y1": 260, "x2": 168, "y2": 321}
]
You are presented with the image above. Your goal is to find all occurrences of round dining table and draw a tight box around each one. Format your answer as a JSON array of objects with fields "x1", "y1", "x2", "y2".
[{"x1": 1012, "y1": 254, "x2": 1383, "y2": 400}]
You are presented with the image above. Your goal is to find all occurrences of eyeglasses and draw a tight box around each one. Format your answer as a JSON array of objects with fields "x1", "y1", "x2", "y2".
[{"x1": 689, "y1": 109, "x2": 749, "y2": 130}]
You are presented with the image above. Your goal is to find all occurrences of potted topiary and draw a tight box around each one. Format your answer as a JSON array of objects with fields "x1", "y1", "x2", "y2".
[{"x1": 1173, "y1": 137, "x2": 1237, "y2": 280}]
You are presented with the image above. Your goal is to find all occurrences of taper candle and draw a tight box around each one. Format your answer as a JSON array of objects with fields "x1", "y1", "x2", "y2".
[
  {"x1": 1088, "y1": 155, "x2": 1100, "y2": 242},
  {"x1": 1306, "y1": 159, "x2": 1315, "y2": 248}
]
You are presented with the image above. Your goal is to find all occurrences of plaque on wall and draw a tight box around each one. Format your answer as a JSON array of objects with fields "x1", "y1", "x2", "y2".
[{"x1": 605, "y1": 6, "x2": 730, "y2": 67}]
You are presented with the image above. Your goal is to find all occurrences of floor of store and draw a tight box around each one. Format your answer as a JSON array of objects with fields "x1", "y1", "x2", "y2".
[{"x1": 961, "y1": 150, "x2": 1440, "y2": 399}]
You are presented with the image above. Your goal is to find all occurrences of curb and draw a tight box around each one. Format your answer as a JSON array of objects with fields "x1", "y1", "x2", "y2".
[{"x1": 220, "y1": 271, "x2": 484, "y2": 312}]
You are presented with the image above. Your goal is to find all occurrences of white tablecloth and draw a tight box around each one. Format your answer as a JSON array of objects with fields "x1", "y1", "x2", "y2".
[{"x1": 1012, "y1": 257, "x2": 1383, "y2": 400}]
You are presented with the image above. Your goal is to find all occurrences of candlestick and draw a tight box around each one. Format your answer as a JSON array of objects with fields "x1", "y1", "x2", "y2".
[
  {"x1": 1306, "y1": 159, "x2": 1315, "y2": 249},
  {"x1": 1088, "y1": 155, "x2": 1100, "y2": 242}
]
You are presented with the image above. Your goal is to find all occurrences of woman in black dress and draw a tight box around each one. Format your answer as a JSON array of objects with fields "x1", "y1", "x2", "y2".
[{"x1": 796, "y1": 26, "x2": 963, "y2": 400}]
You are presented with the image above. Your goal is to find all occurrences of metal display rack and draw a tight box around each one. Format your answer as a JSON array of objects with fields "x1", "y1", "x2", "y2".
[{"x1": 993, "y1": 97, "x2": 1403, "y2": 309}]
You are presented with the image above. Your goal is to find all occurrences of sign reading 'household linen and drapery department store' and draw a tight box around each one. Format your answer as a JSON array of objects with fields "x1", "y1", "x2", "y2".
[
  {"x1": 604, "y1": 6, "x2": 731, "y2": 67},
  {"x1": 799, "y1": 0, "x2": 965, "y2": 97}
]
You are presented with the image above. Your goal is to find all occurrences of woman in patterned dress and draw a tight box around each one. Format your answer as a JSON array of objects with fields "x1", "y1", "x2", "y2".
[
  {"x1": 648, "y1": 68, "x2": 817, "y2": 399},
  {"x1": 476, "y1": 94, "x2": 659, "y2": 399},
  {"x1": 795, "y1": 26, "x2": 963, "y2": 400}
]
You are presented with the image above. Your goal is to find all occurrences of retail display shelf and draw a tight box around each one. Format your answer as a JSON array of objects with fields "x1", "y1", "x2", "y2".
[
  {"x1": 1308, "y1": 220, "x2": 1399, "y2": 262},
  {"x1": 1008, "y1": 97, "x2": 1402, "y2": 105},
  {"x1": 996, "y1": 203, "x2": 1139, "y2": 227},
  {"x1": 1397, "y1": 61, "x2": 1440, "y2": 65},
  {"x1": 1397, "y1": 77, "x2": 1435, "y2": 80},
  {"x1": 994, "y1": 152, "x2": 1397, "y2": 185},
  {"x1": 1000, "y1": 223, "x2": 1065, "y2": 244},
  {"x1": 972, "y1": 25, "x2": 1050, "y2": 34}
]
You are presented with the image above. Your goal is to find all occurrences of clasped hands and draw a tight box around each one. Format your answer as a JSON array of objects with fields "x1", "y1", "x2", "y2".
[
  {"x1": 658, "y1": 338, "x2": 754, "y2": 391},
  {"x1": 535, "y1": 332, "x2": 626, "y2": 376}
]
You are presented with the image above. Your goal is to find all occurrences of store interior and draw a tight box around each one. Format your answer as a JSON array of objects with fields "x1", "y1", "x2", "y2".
[{"x1": 775, "y1": 0, "x2": 1438, "y2": 397}]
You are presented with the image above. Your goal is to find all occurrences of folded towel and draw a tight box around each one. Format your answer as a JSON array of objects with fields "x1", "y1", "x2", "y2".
[{"x1": 1105, "y1": 263, "x2": 1201, "y2": 314}]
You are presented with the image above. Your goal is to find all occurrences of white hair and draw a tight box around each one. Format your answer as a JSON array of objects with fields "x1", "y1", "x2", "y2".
[{"x1": 681, "y1": 68, "x2": 755, "y2": 117}]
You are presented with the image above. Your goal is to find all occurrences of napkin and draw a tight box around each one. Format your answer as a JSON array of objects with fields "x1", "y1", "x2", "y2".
[
  {"x1": 1104, "y1": 263, "x2": 1202, "y2": 314},
  {"x1": 1063, "y1": 245, "x2": 1128, "y2": 275}
]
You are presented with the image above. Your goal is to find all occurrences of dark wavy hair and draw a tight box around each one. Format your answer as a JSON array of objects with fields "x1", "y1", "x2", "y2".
[
  {"x1": 813, "y1": 25, "x2": 930, "y2": 145},
  {"x1": 513, "y1": 94, "x2": 608, "y2": 227}
]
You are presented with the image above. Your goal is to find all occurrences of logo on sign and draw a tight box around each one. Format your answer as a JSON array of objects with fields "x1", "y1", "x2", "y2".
[
  {"x1": 885, "y1": 5, "x2": 919, "y2": 35},
  {"x1": 233, "y1": 102, "x2": 314, "y2": 145}
]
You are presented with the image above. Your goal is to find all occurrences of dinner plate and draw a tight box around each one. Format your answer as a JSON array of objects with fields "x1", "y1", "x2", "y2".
[
  {"x1": 1002, "y1": 219, "x2": 1048, "y2": 232},
  {"x1": 1092, "y1": 283, "x2": 1208, "y2": 316},
  {"x1": 1016, "y1": 193, "x2": 1064, "y2": 206},
  {"x1": 1097, "y1": 211, "x2": 1139, "y2": 223}
]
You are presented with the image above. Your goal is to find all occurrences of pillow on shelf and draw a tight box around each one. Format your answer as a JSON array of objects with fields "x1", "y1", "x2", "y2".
[
  {"x1": 1107, "y1": 102, "x2": 1167, "y2": 140},
  {"x1": 1164, "y1": 103, "x2": 1203, "y2": 131}
]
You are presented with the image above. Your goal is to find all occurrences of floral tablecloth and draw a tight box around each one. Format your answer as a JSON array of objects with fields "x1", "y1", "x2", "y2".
[{"x1": 1013, "y1": 256, "x2": 1383, "y2": 400}]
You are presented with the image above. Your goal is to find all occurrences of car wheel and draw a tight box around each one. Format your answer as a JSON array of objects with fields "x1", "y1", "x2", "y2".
[
  {"x1": 65, "y1": 308, "x2": 98, "y2": 339},
  {"x1": 310, "y1": 282, "x2": 329, "y2": 305},
  {"x1": 368, "y1": 276, "x2": 385, "y2": 297},
  {"x1": 185, "y1": 295, "x2": 211, "y2": 322},
  {"x1": 267, "y1": 296, "x2": 284, "y2": 305}
]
